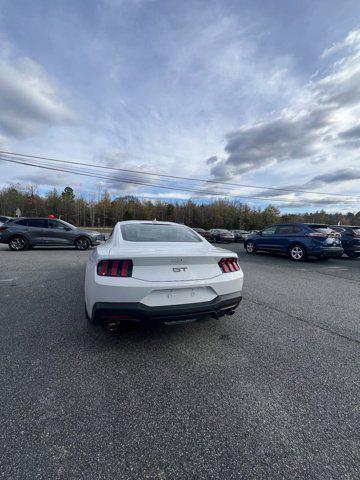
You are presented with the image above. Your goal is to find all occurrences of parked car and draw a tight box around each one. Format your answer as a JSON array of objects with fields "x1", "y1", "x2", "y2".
[
  {"x1": 0, "y1": 217, "x2": 105, "y2": 251},
  {"x1": 244, "y1": 223, "x2": 343, "y2": 261},
  {"x1": 85, "y1": 221, "x2": 243, "y2": 332},
  {"x1": 209, "y1": 229, "x2": 235, "y2": 243},
  {"x1": 230, "y1": 230, "x2": 250, "y2": 242},
  {"x1": 243, "y1": 230, "x2": 260, "y2": 241},
  {"x1": 192, "y1": 227, "x2": 212, "y2": 240},
  {"x1": 330, "y1": 225, "x2": 360, "y2": 258},
  {"x1": 0, "y1": 216, "x2": 12, "y2": 226}
]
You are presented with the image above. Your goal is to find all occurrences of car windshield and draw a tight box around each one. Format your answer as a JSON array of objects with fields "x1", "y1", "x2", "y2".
[
  {"x1": 218, "y1": 229, "x2": 230, "y2": 233},
  {"x1": 59, "y1": 220, "x2": 77, "y2": 229},
  {"x1": 352, "y1": 228, "x2": 360, "y2": 234},
  {"x1": 121, "y1": 223, "x2": 202, "y2": 242}
]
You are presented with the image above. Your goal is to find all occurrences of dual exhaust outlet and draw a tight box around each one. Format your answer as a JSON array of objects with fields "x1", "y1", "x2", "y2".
[{"x1": 104, "y1": 308, "x2": 236, "y2": 333}]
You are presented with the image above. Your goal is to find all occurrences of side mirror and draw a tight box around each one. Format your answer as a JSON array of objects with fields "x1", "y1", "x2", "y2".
[
  {"x1": 258, "y1": 231, "x2": 262, "y2": 236},
  {"x1": 65, "y1": 227, "x2": 72, "y2": 231}
]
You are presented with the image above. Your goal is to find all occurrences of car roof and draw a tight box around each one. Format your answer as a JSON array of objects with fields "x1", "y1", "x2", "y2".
[
  {"x1": 265, "y1": 223, "x2": 304, "y2": 227},
  {"x1": 117, "y1": 220, "x2": 181, "y2": 226},
  {"x1": 331, "y1": 225, "x2": 360, "y2": 229},
  {"x1": 303, "y1": 223, "x2": 329, "y2": 226},
  {"x1": 11, "y1": 217, "x2": 67, "y2": 221}
]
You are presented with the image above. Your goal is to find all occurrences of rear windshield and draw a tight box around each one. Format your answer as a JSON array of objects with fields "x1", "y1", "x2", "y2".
[
  {"x1": 121, "y1": 223, "x2": 202, "y2": 242},
  {"x1": 352, "y1": 228, "x2": 360, "y2": 235},
  {"x1": 308, "y1": 225, "x2": 336, "y2": 234}
]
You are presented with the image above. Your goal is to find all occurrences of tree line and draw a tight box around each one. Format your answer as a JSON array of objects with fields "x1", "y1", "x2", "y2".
[{"x1": 1, "y1": 185, "x2": 359, "y2": 229}]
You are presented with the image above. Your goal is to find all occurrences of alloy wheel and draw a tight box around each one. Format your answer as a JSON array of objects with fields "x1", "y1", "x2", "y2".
[
  {"x1": 290, "y1": 246, "x2": 304, "y2": 261},
  {"x1": 246, "y1": 241, "x2": 254, "y2": 253},
  {"x1": 76, "y1": 238, "x2": 90, "y2": 250},
  {"x1": 10, "y1": 237, "x2": 27, "y2": 251}
]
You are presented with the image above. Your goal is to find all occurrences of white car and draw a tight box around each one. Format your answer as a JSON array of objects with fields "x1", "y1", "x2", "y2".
[{"x1": 85, "y1": 221, "x2": 244, "y2": 332}]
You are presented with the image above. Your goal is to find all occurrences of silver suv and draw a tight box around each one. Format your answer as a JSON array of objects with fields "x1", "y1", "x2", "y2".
[{"x1": 0, "y1": 218, "x2": 105, "y2": 251}]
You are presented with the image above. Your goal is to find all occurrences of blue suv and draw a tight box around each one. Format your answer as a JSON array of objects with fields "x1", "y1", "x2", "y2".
[
  {"x1": 244, "y1": 223, "x2": 343, "y2": 261},
  {"x1": 330, "y1": 225, "x2": 360, "y2": 259}
]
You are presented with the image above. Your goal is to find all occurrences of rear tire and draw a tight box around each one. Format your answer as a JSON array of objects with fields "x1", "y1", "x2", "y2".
[
  {"x1": 245, "y1": 241, "x2": 256, "y2": 254},
  {"x1": 8, "y1": 236, "x2": 29, "y2": 251},
  {"x1": 289, "y1": 244, "x2": 306, "y2": 261},
  {"x1": 75, "y1": 237, "x2": 90, "y2": 250}
]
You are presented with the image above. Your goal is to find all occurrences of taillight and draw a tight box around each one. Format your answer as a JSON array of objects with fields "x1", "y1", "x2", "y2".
[
  {"x1": 219, "y1": 257, "x2": 240, "y2": 273},
  {"x1": 306, "y1": 232, "x2": 327, "y2": 238},
  {"x1": 0, "y1": 226, "x2": 8, "y2": 231},
  {"x1": 97, "y1": 259, "x2": 133, "y2": 277}
]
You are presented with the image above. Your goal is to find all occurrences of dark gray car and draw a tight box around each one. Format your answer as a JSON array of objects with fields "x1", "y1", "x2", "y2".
[{"x1": 0, "y1": 218, "x2": 105, "y2": 251}]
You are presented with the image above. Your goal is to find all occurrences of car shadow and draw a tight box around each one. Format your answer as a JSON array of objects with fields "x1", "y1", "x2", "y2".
[
  {"x1": 85, "y1": 316, "x2": 224, "y2": 345},
  {"x1": 249, "y1": 250, "x2": 340, "y2": 264},
  {"x1": 5, "y1": 246, "x2": 95, "y2": 252}
]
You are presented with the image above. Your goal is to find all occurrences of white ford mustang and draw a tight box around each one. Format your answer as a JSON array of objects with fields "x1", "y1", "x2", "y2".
[{"x1": 85, "y1": 221, "x2": 244, "y2": 332}]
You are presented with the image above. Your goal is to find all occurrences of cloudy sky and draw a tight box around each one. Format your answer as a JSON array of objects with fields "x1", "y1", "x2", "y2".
[{"x1": 0, "y1": 0, "x2": 360, "y2": 211}]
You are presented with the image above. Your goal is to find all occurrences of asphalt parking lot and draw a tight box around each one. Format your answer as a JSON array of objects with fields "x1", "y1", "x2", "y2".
[{"x1": 0, "y1": 243, "x2": 359, "y2": 479}]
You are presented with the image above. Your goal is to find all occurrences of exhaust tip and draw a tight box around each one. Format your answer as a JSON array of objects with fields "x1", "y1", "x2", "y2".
[
  {"x1": 226, "y1": 309, "x2": 236, "y2": 316},
  {"x1": 105, "y1": 320, "x2": 119, "y2": 333}
]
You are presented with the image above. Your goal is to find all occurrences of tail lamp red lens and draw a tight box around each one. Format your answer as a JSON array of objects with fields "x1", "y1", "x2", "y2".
[
  {"x1": 97, "y1": 259, "x2": 133, "y2": 277},
  {"x1": 306, "y1": 232, "x2": 327, "y2": 238},
  {"x1": 219, "y1": 257, "x2": 240, "y2": 273},
  {"x1": 0, "y1": 226, "x2": 8, "y2": 232}
]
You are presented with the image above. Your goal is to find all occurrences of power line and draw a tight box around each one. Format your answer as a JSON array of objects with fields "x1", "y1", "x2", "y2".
[
  {"x1": 0, "y1": 154, "x2": 332, "y2": 205},
  {"x1": 1, "y1": 150, "x2": 359, "y2": 199}
]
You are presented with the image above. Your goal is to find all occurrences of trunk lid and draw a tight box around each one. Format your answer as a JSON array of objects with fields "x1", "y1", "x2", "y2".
[{"x1": 109, "y1": 243, "x2": 233, "y2": 281}]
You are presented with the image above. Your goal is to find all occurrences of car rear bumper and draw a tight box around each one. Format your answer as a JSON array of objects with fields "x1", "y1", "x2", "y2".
[
  {"x1": 92, "y1": 291, "x2": 242, "y2": 323},
  {"x1": 345, "y1": 245, "x2": 360, "y2": 253},
  {"x1": 95, "y1": 234, "x2": 106, "y2": 242},
  {"x1": 313, "y1": 247, "x2": 344, "y2": 257}
]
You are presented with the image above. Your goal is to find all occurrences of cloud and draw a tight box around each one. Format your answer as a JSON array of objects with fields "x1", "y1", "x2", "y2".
[
  {"x1": 11, "y1": 171, "x2": 80, "y2": 188},
  {"x1": 321, "y1": 29, "x2": 360, "y2": 58},
  {"x1": 306, "y1": 168, "x2": 360, "y2": 186},
  {"x1": 259, "y1": 167, "x2": 360, "y2": 197},
  {"x1": 0, "y1": 55, "x2": 76, "y2": 139},
  {"x1": 209, "y1": 29, "x2": 360, "y2": 180},
  {"x1": 274, "y1": 196, "x2": 359, "y2": 209},
  {"x1": 92, "y1": 148, "x2": 175, "y2": 194},
  {"x1": 338, "y1": 125, "x2": 360, "y2": 139},
  {"x1": 206, "y1": 156, "x2": 218, "y2": 165},
  {"x1": 230, "y1": 165, "x2": 360, "y2": 211}
]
